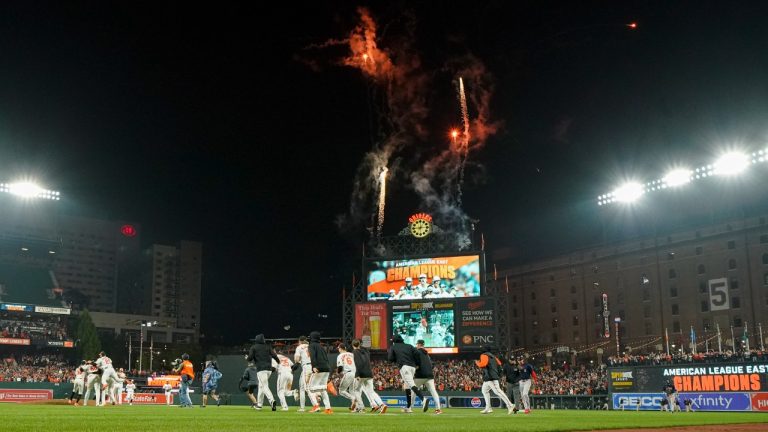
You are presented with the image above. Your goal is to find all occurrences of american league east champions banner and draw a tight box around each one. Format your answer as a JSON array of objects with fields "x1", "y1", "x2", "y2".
[
  {"x1": 457, "y1": 298, "x2": 496, "y2": 350},
  {"x1": 609, "y1": 362, "x2": 768, "y2": 411}
]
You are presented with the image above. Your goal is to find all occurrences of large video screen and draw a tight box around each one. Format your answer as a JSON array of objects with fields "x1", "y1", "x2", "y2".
[
  {"x1": 367, "y1": 254, "x2": 482, "y2": 301},
  {"x1": 391, "y1": 301, "x2": 457, "y2": 354}
]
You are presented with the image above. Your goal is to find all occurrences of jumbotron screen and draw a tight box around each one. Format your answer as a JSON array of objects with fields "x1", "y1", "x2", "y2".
[
  {"x1": 391, "y1": 301, "x2": 457, "y2": 354},
  {"x1": 366, "y1": 254, "x2": 482, "y2": 301}
]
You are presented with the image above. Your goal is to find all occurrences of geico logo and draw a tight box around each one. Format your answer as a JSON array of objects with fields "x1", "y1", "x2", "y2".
[{"x1": 619, "y1": 396, "x2": 662, "y2": 406}]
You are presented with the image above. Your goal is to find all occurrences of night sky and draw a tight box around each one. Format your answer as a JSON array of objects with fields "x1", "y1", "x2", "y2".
[{"x1": 1, "y1": 1, "x2": 768, "y2": 345}]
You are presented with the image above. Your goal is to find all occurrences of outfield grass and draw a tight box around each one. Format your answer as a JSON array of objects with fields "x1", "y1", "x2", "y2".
[{"x1": 1, "y1": 404, "x2": 766, "y2": 432}]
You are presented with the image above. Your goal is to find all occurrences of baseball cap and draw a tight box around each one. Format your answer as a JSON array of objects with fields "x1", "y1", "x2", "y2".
[
  {"x1": 432, "y1": 276, "x2": 441, "y2": 281},
  {"x1": 405, "y1": 277, "x2": 413, "y2": 282},
  {"x1": 418, "y1": 274, "x2": 427, "y2": 279},
  {"x1": 416, "y1": 339, "x2": 425, "y2": 346}
]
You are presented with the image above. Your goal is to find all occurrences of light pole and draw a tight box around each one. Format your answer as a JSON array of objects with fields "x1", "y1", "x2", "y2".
[{"x1": 614, "y1": 317, "x2": 621, "y2": 355}]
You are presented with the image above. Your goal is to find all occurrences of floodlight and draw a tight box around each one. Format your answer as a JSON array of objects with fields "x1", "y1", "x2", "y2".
[
  {"x1": 613, "y1": 182, "x2": 644, "y2": 203},
  {"x1": 663, "y1": 169, "x2": 692, "y2": 187},
  {"x1": 0, "y1": 181, "x2": 61, "y2": 200},
  {"x1": 714, "y1": 152, "x2": 749, "y2": 176}
]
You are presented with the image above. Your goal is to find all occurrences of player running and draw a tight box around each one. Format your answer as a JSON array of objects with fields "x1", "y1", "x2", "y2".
[
  {"x1": 387, "y1": 334, "x2": 426, "y2": 413},
  {"x1": 294, "y1": 336, "x2": 313, "y2": 412},
  {"x1": 351, "y1": 339, "x2": 387, "y2": 414},
  {"x1": 414, "y1": 340, "x2": 443, "y2": 414},
  {"x1": 307, "y1": 331, "x2": 333, "y2": 414},
  {"x1": 247, "y1": 334, "x2": 280, "y2": 411},
  {"x1": 202, "y1": 361, "x2": 223, "y2": 407},
  {"x1": 273, "y1": 351, "x2": 294, "y2": 411},
  {"x1": 336, "y1": 344, "x2": 357, "y2": 410},
  {"x1": 476, "y1": 347, "x2": 515, "y2": 415}
]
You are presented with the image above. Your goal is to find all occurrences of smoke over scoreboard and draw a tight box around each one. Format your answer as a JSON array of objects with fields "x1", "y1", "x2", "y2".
[{"x1": 609, "y1": 363, "x2": 768, "y2": 411}]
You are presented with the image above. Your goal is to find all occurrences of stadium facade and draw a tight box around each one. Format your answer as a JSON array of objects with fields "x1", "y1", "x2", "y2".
[{"x1": 498, "y1": 213, "x2": 768, "y2": 353}]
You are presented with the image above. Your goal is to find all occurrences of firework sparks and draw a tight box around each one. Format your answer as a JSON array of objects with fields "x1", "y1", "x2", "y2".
[
  {"x1": 376, "y1": 167, "x2": 389, "y2": 240},
  {"x1": 456, "y1": 77, "x2": 471, "y2": 207}
]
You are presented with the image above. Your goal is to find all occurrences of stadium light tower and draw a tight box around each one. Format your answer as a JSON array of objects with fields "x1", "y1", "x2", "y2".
[
  {"x1": 713, "y1": 151, "x2": 749, "y2": 176},
  {"x1": 0, "y1": 181, "x2": 60, "y2": 200}
]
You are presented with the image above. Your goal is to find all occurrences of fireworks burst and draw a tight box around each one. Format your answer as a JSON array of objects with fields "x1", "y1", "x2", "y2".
[
  {"x1": 376, "y1": 167, "x2": 388, "y2": 240},
  {"x1": 456, "y1": 76, "x2": 471, "y2": 208}
]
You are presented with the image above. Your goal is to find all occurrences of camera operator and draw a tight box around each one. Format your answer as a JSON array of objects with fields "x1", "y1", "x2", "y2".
[{"x1": 173, "y1": 354, "x2": 195, "y2": 407}]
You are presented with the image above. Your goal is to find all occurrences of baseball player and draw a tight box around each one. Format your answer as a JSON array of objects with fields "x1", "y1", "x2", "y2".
[
  {"x1": 476, "y1": 347, "x2": 515, "y2": 414},
  {"x1": 518, "y1": 357, "x2": 537, "y2": 414},
  {"x1": 247, "y1": 334, "x2": 279, "y2": 411},
  {"x1": 336, "y1": 344, "x2": 357, "y2": 410},
  {"x1": 273, "y1": 352, "x2": 294, "y2": 411},
  {"x1": 95, "y1": 351, "x2": 121, "y2": 406},
  {"x1": 351, "y1": 339, "x2": 387, "y2": 414},
  {"x1": 502, "y1": 356, "x2": 521, "y2": 414},
  {"x1": 294, "y1": 335, "x2": 313, "y2": 412},
  {"x1": 68, "y1": 361, "x2": 88, "y2": 406},
  {"x1": 414, "y1": 340, "x2": 443, "y2": 414},
  {"x1": 110, "y1": 368, "x2": 126, "y2": 405},
  {"x1": 163, "y1": 382, "x2": 173, "y2": 406},
  {"x1": 414, "y1": 274, "x2": 430, "y2": 297},
  {"x1": 387, "y1": 333, "x2": 425, "y2": 413},
  {"x1": 125, "y1": 380, "x2": 136, "y2": 405},
  {"x1": 307, "y1": 331, "x2": 333, "y2": 414},
  {"x1": 83, "y1": 361, "x2": 102, "y2": 406},
  {"x1": 662, "y1": 381, "x2": 679, "y2": 413}
]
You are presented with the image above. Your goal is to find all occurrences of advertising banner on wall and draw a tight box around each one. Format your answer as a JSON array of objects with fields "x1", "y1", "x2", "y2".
[
  {"x1": 456, "y1": 298, "x2": 496, "y2": 351},
  {"x1": 609, "y1": 363, "x2": 768, "y2": 411},
  {"x1": 0, "y1": 389, "x2": 53, "y2": 403},
  {"x1": 354, "y1": 303, "x2": 388, "y2": 350}
]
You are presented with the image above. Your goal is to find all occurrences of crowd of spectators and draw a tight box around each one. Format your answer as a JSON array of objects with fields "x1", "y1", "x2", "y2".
[
  {"x1": 606, "y1": 349, "x2": 768, "y2": 366},
  {"x1": 0, "y1": 354, "x2": 73, "y2": 383},
  {"x1": 367, "y1": 358, "x2": 607, "y2": 394},
  {"x1": 0, "y1": 313, "x2": 68, "y2": 341}
]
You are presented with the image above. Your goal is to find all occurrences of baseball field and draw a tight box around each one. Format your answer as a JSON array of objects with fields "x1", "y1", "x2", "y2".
[{"x1": 1, "y1": 404, "x2": 766, "y2": 432}]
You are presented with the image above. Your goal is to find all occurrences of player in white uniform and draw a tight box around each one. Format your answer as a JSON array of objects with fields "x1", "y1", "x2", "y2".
[
  {"x1": 95, "y1": 351, "x2": 121, "y2": 406},
  {"x1": 83, "y1": 361, "x2": 102, "y2": 406},
  {"x1": 335, "y1": 344, "x2": 357, "y2": 409},
  {"x1": 125, "y1": 380, "x2": 136, "y2": 405},
  {"x1": 111, "y1": 368, "x2": 126, "y2": 405},
  {"x1": 163, "y1": 382, "x2": 173, "y2": 406},
  {"x1": 68, "y1": 361, "x2": 87, "y2": 406},
  {"x1": 294, "y1": 336, "x2": 313, "y2": 412},
  {"x1": 272, "y1": 352, "x2": 294, "y2": 411}
]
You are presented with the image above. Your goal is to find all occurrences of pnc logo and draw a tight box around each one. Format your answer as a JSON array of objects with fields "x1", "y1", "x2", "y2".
[{"x1": 462, "y1": 335, "x2": 473, "y2": 344}]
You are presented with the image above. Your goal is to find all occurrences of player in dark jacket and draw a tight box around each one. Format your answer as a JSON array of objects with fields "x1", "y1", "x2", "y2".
[
  {"x1": 239, "y1": 364, "x2": 260, "y2": 408},
  {"x1": 307, "y1": 331, "x2": 333, "y2": 413},
  {"x1": 246, "y1": 334, "x2": 279, "y2": 411},
  {"x1": 502, "y1": 356, "x2": 521, "y2": 413},
  {"x1": 351, "y1": 339, "x2": 387, "y2": 414},
  {"x1": 387, "y1": 334, "x2": 425, "y2": 413},
  {"x1": 476, "y1": 347, "x2": 514, "y2": 414},
  {"x1": 414, "y1": 340, "x2": 443, "y2": 414}
]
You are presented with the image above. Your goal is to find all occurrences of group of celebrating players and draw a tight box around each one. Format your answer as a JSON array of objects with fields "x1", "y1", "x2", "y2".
[
  {"x1": 239, "y1": 331, "x2": 538, "y2": 415},
  {"x1": 66, "y1": 352, "x2": 136, "y2": 406},
  {"x1": 64, "y1": 335, "x2": 538, "y2": 415},
  {"x1": 386, "y1": 274, "x2": 473, "y2": 300}
]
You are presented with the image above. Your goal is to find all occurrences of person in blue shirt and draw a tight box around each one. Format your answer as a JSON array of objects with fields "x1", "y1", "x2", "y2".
[{"x1": 201, "y1": 360, "x2": 223, "y2": 407}]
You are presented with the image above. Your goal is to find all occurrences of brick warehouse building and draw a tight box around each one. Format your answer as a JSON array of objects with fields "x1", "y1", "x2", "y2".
[{"x1": 498, "y1": 214, "x2": 768, "y2": 354}]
